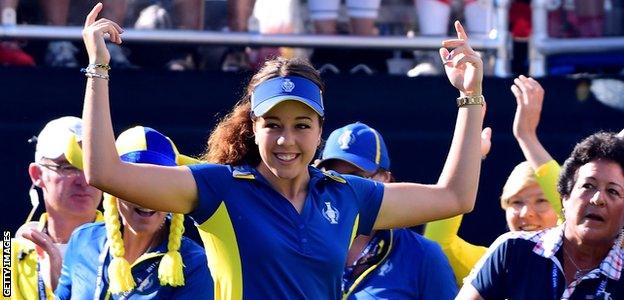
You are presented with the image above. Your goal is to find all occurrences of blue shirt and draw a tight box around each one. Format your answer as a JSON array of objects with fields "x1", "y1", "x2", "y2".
[
  {"x1": 55, "y1": 222, "x2": 212, "y2": 299},
  {"x1": 468, "y1": 227, "x2": 624, "y2": 300},
  {"x1": 343, "y1": 229, "x2": 457, "y2": 300},
  {"x1": 189, "y1": 164, "x2": 384, "y2": 300}
]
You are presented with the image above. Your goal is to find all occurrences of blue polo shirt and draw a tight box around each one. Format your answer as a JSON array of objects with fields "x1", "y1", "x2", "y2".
[
  {"x1": 343, "y1": 229, "x2": 457, "y2": 300},
  {"x1": 188, "y1": 164, "x2": 384, "y2": 300},
  {"x1": 468, "y1": 228, "x2": 624, "y2": 300},
  {"x1": 55, "y1": 223, "x2": 212, "y2": 299}
]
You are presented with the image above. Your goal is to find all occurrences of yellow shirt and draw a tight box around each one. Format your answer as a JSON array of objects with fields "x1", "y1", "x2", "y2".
[
  {"x1": 2, "y1": 212, "x2": 103, "y2": 300},
  {"x1": 424, "y1": 160, "x2": 562, "y2": 286}
]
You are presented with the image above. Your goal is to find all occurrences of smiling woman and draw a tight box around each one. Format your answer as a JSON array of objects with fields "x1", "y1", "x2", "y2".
[
  {"x1": 458, "y1": 131, "x2": 624, "y2": 300},
  {"x1": 55, "y1": 126, "x2": 212, "y2": 300},
  {"x1": 79, "y1": 3, "x2": 485, "y2": 299},
  {"x1": 502, "y1": 161, "x2": 560, "y2": 232}
]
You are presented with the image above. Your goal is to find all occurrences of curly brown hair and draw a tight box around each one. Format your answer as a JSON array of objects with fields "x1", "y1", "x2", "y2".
[
  {"x1": 201, "y1": 57, "x2": 324, "y2": 166},
  {"x1": 558, "y1": 131, "x2": 624, "y2": 199}
]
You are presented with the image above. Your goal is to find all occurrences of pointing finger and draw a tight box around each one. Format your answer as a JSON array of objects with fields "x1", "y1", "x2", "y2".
[
  {"x1": 85, "y1": 3, "x2": 103, "y2": 27},
  {"x1": 454, "y1": 20, "x2": 469, "y2": 41}
]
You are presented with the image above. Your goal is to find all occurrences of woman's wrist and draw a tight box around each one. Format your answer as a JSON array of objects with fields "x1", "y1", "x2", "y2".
[
  {"x1": 89, "y1": 59, "x2": 110, "y2": 66},
  {"x1": 459, "y1": 88, "x2": 482, "y2": 97},
  {"x1": 515, "y1": 131, "x2": 539, "y2": 144},
  {"x1": 82, "y1": 63, "x2": 110, "y2": 80}
]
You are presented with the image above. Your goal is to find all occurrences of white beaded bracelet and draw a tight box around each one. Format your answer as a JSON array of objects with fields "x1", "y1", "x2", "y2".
[{"x1": 84, "y1": 71, "x2": 110, "y2": 80}]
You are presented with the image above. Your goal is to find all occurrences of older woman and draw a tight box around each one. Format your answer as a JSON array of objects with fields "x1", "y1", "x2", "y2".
[{"x1": 457, "y1": 131, "x2": 624, "y2": 299}]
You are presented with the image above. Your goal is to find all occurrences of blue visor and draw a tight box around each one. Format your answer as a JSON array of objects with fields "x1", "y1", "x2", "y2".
[{"x1": 251, "y1": 76, "x2": 324, "y2": 117}]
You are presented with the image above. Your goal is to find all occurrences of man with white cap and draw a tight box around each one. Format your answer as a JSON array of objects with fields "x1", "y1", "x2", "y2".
[{"x1": 7, "y1": 116, "x2": 103, "y2": 299}]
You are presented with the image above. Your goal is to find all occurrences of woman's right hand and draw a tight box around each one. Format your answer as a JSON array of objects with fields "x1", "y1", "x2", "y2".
[
  {"x1": 82, "y1": 3, "x2": 123, "y2": 65},
  {"x1": 511, "y1": 75, "x2": 544, "y2": 139}
]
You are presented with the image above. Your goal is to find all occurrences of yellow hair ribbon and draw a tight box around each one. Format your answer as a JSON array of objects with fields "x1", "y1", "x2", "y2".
[
  {"x1": 158, "y1": 213, "x2": 186, "y2": 286},
  {"x1": 103, "y1": 194, "x2": 136, "y2": 293}
]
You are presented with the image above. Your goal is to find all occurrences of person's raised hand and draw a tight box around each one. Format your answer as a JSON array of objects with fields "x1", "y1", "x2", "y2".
[
  {"x1": 511, "y1": 75, "x2": 544, "y2": 139},
  {"x1": 82, "y1": 3, "x2": 124, "y2": 65},
  {"x1": 22, "y1": 229, "x2": 63, "y2": 291},
  {"x1": 440, "y1": 21, "x2": 483, "y2": 97}
]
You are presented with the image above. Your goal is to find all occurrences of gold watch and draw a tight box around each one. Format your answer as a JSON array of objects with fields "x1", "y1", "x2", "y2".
[{"x1": 456, "y1": 95, "x2": 485, "y2": 107}]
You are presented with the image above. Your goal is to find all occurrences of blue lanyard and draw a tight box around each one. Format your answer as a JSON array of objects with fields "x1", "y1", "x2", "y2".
[
  {"x1": 552, "y1": 263, "x2": 559, "y2": 300},
  {"x1": 551, "y1": 263, "x2": 610, "y2": 300},
  {"x1": 93, "y1": 241, "x2": 163, "y2": 300},
  {"x1": 36, "y1": 261, "x2": 47, "y2": 300},
  {"x1": 93, "y1": 241, "x2": 111, "y2": 300}
]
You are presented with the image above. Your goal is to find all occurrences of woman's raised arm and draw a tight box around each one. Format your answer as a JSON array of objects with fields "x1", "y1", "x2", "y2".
[
  {"x1": 81, "y1": 3, "x2": 197, "y2": 214},
  {"x1": 375, "y1": 21, "x2": 484, "y2": 229}
]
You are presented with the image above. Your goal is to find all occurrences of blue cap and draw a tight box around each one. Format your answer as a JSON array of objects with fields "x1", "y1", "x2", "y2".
[
  {"x1": 115, "y1": 126, "x2": 177, "y2": 166},
  {"x1": 251, "y1": 76, "x2": 324, "y2": 117},
  {"x1": 319, "y1": 122, "x2": 390, "y2": 173}
]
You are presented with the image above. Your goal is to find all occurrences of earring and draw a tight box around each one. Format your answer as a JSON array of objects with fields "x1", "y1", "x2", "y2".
[{"x1": 26, "y1": 184, "x2": 40, "y2": 223}]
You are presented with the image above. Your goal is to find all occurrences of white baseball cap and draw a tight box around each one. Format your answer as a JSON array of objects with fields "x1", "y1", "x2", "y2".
[{"x1": 34, "y1": 116, "x2": 83, "y2": 162}]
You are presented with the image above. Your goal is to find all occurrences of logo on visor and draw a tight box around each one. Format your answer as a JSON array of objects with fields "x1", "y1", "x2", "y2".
[
  {"x1": 281, "y1": 78, "x2": 295, "y2": 92},
  {"x1": 338, "y1": 130, "x2": 355, "y2": 150},
  {"x1": 322, "y1": 201, "x2": 339, "y2": 224}
]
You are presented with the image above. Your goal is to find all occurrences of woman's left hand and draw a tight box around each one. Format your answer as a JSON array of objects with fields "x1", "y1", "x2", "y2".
[
  {"x1": 511, "y1": 75, "x2": 544, "y2": 139},
  {"x1": 440, "y1": 21, "x2": 483, "y2": 97}
]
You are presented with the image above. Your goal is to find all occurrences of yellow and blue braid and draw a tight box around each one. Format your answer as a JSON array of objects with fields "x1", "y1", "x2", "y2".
[
  {"x1": 158, "y1": 213, "x2": 185, "y2": 286},
  {"x1": 102, "y1": 126, "x2": 201, "y2": 293},
  {"x1": 103, "y1": 194, "x2": 136, "y2": 293}
]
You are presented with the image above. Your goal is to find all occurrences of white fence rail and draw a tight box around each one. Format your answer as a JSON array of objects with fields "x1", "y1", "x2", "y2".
[
  {"x1": 0, "y1": 0, "x2": 512, "y2": 76},
  {"x1": 529, "y1": 0, "x2": 624, "y2": 77}
]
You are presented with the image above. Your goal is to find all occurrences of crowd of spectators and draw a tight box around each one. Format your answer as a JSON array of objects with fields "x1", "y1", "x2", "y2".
[{"x1": 0, "y1": 0, "x2": 621, "y2": 75}]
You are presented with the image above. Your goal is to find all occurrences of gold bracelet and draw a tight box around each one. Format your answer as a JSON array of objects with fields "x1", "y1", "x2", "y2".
[
  {"x1": 456, "y1": 95, "x2": 485, "y2": 107},
  {"x1": 88, "y1": 63, "x2": 111, "y2": 71}
]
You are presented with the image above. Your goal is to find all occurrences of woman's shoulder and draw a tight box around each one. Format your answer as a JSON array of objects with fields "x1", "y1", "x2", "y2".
[
  {"x1": 189, "y1": 163, "x2": 259, "y2": 182},
  {"x1": 71, "y1": 222, "x2": 107, "y2": 241},
  {"x1": 65, "y1": 223, "x2": 107, "y2": 260},
  {"x1": 484, "y1": 227, "x2": 561, "y2": 258},
  {"x1": 187, "y1": 163, "x2": 232, "y2": 174}
]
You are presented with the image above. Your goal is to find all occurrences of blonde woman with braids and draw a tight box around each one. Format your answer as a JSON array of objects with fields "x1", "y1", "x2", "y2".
[
  {"x1": 81, "y1": 3, "x2": 485, "y2": 299},
  {"x1": 55, "y1": 126, "x2": 212, "y2": 299}
]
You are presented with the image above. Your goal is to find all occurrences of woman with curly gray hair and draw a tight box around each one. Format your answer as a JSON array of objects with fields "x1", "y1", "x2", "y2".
[{"x1": 458, "y1": 131, "x2": 624, "y2": 300}]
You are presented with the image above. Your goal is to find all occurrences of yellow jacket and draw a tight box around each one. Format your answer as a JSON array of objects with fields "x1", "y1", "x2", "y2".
[
  {"x1": 3, "y1": 212, "x2": 103, "y2": 300},
  {"x1": 424, "y1": 160, "x2": 563, "y2": 286}
]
